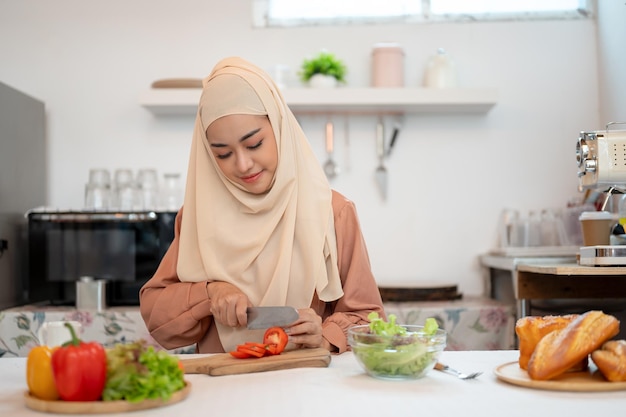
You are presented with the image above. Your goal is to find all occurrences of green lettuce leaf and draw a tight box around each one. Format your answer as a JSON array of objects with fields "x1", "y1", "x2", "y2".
[{"x1": 102, "y1": 340, "x2": 185, "y2": 403}]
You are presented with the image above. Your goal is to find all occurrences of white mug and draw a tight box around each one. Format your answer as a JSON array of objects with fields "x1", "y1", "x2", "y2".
[{"x1": 38, "y1": 321, "x2": 82, "y2": 347}]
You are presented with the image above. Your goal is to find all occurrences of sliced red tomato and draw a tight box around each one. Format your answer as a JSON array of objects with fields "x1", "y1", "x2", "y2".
[
  {"x1": 229, "y1": 350, "x2": 252, "y2": 359},
  {"x1": 263, "y1": 327, "x2": 288, "y2": 354},
  {"x1": 229, "y1": 328, "x2": 289, "y2": 360},
  {"x1": 237, "y1": 345, "x2": 266, "y2": 358},
  {"x1": 241, "y1": 342, "x2": 268, "y2": 350},
  {"x1": 265, "y1": 344, "x2": 280, "y2": 355}
]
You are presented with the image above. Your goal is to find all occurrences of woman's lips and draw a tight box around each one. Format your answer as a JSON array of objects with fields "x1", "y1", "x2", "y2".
[{"x1": 240, "y1": 171, "x2": 263, "y2": 183}]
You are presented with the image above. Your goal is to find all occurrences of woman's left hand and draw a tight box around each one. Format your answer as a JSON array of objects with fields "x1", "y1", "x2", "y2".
[{"x1": 284, "y1": 308, "x2": 325, "y2": 349}]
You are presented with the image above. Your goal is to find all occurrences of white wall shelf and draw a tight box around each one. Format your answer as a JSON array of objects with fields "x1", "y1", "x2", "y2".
[{"x1": 139, "y1": 87, "x2": 498, "y2": 116}]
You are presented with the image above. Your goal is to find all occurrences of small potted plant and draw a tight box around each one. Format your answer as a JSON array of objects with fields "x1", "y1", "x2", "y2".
[{"x1": 299, "y1": 51, "x2": 347, "y2": 88}]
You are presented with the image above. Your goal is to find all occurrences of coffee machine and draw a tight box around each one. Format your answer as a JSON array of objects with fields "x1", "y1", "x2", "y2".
[{"x1": 576, "y1": 121, "x2": 626, "y2": 265}]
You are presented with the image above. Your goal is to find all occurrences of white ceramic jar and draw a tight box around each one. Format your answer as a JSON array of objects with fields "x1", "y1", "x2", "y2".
[{"x1": 423, "y1": 48, "x2": 457, "y2": 88}]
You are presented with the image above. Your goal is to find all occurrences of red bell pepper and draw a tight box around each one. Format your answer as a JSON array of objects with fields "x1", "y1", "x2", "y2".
[{"x1": 51, "y1": 322, "x2": 107, "y2": 401}]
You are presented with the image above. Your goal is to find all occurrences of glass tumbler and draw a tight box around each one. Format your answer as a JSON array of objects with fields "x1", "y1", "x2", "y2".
[
  {"x1": 88, "y1": 168, "x2": 111, "y2": 187},
  {"x1": 498, "y1": 208, "x2": 519, "y2": 247},
  {"x1": 113, "y1": 169, "x2": 136, "y2": 211},
  {"x1": 137, "y1": 168, "x2": 159, "y2": 210},
  {"x1": 84, "y1": 169, "x2": 111, "y2": 210},
  {"x1": 161, "y1": 173, "x2": 182, "y2": 211}
]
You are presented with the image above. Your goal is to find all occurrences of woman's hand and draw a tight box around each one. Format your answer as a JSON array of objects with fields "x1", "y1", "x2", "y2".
[
  {"x1": 206, "y1": 282, "x2": 250, "y2": 328},
  {"x1": 284, "y1": 308, "x2": 331, "y2": 350}
]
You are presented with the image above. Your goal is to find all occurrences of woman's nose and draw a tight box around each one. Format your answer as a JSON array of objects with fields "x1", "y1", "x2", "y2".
[{"x1": 235, "y1": 152, "x2": 254, "y2": 172}]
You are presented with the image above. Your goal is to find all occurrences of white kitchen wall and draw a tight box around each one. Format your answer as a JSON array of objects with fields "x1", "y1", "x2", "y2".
[
  {"x1": 597, "y1": 1, "x2": 626, "y2": 123},
  {"x1": 1, "y1": 1, "x2": 621, "y2": 296}
]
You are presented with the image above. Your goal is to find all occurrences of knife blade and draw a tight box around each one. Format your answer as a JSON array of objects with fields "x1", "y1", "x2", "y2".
[{"x1": 246, "y1": 306, "x2": 299, "y2": 330}]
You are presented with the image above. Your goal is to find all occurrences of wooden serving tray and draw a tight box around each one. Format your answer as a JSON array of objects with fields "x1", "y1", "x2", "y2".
[
  {"x1": 151, "y1": 78, "x2": 202, "y2": 88},
  {"x1": 180, "y1": 347, "x2": 331, "y2": 376},
  {"x1": 495, "y1": 362, "x2": 626, "y2": 392},
  {"x1": 24, "y1": 381, "x2": 191, "y2": 414}
]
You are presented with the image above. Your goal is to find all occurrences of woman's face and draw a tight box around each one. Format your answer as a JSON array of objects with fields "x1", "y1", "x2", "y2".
[{"x1": 206, "y1": 114, "x2": 278, "y2": 194}]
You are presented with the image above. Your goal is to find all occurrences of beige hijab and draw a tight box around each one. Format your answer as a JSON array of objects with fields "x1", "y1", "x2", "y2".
[{"x1": 177, "y1": 57, "x2": 343, "y2": 351}]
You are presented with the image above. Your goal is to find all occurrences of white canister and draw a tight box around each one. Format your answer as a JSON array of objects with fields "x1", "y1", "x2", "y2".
[
  {"x1": 423, "y1": 48, "x2": 457, "y2": 88},
  {"x1": 371, "y1": 43, "x2": 405, "y2": 88},
  {"x1": 76, "y1": 276, "x2": 107, "y2": 311}
]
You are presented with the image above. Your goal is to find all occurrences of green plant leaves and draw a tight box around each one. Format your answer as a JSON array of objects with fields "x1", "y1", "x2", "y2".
[{"x1": 299, "y1": 51, "x2": 347, "y2": 83}]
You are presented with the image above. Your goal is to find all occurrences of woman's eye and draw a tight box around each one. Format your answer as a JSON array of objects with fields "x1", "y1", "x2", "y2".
[
  {"x1": 248, "y1": 140, "x2": 263, "y2": 150},
  {"x1": 216, "y1": 152, "x2": 232, "y2": 160}
]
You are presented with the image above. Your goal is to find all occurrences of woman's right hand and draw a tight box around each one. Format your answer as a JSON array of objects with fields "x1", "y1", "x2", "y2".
[{"x1": 206, "y1": 281, "x2": 250, "y2": 328}]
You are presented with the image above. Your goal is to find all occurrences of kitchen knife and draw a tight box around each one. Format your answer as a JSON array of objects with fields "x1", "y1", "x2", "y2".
[{"x1": 246, "y1": 306, "x2": 299, "y2": 330}]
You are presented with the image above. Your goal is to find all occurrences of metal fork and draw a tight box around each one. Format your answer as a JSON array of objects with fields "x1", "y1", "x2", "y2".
[{"x1": 434, "y1": 362, "x2": 483, "y2": 380}]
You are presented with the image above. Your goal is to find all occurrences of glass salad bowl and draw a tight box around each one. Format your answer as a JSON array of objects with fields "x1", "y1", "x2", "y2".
[{"x1": 348, "y1": 324, "x2": 447, "y2": 380}]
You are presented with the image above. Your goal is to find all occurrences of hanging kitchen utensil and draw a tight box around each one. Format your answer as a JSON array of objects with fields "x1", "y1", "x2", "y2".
[
  {"x1": 343, "y1": 116, "x2": 351, "y2": 172},
  {"x1": 386, "y1": 124, "x2": 400, "y2": 157},
  {"x1": 323, "y1": 121, "x2": 339, "y2": 179},
  {"x1": 375, "y1": 120, "x2": 388, "y2": 200}
]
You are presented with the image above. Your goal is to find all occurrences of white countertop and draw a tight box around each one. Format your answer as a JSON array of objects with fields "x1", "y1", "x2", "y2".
[
  {"x1": 2, "y1": 350, "x2": 625, "y2": 416},
  {"x1": 480, "y1": 253, "x2": 577, "y2": 271}
]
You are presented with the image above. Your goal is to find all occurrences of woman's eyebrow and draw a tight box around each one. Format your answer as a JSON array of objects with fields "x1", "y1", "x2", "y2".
[
  {"x1": 210, "y1": 127, "x2": 262, "y2": 148},
  {"x1": 239, "y1": 127, "x2": 261, "y2": 142}
]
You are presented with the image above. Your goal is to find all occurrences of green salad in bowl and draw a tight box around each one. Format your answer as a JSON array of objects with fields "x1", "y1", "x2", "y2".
[{"x1": 348, "y1": 313, "x2": 446, "y2": 380}]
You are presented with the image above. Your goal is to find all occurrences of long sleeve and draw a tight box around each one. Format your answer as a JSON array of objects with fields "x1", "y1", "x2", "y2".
[
  {"x1": 317, "y1": 191, "x2": 386, "y2": 353},
  {"x1": 139, "y1": 208, "x2": 221, "y2": 351},
  {"x1": 140, "y1": 192, "x2": 385, "y2": 354}
]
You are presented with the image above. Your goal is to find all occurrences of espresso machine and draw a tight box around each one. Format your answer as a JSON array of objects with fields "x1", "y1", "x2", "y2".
[{"x1": 576, "y1": 121, "x2": 626, "y2": 265}]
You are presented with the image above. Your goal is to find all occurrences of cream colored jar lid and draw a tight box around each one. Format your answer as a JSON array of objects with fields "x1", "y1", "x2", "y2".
[{"x1": 372, "y1": 42, "x2": 404, "y2": 53}]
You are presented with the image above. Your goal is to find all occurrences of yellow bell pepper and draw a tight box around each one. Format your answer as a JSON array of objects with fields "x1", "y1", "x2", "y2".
[{"x1": 26, "y1": 346, "x2": 60, "y2": 400}]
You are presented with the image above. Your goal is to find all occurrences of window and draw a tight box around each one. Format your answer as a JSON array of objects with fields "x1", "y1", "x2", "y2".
[{"x1": 252, "y1": 0, "x2": 593, "y2": 27}]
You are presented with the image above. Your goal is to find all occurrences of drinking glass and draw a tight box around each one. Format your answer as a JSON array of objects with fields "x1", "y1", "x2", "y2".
[
  {"x1": 161, "y1": 173, "x2": 182, "y2": 211},
  {"x1": 524, "y1": 211, "x2": 543, "y2": 247},
  {"x1": 137, "y1": 168, "x2": 159, "y2": 210},
  {"x1": 84, "y1": 168, "x2": 111, "y2": 210},
  {"x1": 539, "y1": 209, "x2": 560, "y2": 246},
  {"x1": 114, "y1": 169, "x2": 133, "y2": 187},
  {"x1": 498, "y1": 208, "x2": 519, "y2": 247},
  {"x1": 113, "y1": 169, "x2": 136, "y2": 211},
  {"x1": 88, "y1": 168, "x2": 111, "y2": 187}
]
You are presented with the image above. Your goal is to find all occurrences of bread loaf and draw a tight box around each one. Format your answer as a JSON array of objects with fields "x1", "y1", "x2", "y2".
[
  {"x1": 527, "y1": 311, "x2": 620, "y2": 381},
  {"x1": 591, "y1": 340, "x2": 626, "y2": 382},
  {"x1": 515, "y1": 314, "x2": 578, "y2": 370}
]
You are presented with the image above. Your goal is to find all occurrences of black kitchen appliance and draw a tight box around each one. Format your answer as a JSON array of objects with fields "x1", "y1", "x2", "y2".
[
  {"x1": 0, "y1": 82, "x2": 46, "y2": 310},
  {"x1": 25, "y1": 209, "x2": 176, "y2": 306}
]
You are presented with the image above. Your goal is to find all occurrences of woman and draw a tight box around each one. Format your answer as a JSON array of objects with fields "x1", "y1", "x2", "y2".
[{"x1": 140, "y1": 57, "x2": 385, "y2": 354}]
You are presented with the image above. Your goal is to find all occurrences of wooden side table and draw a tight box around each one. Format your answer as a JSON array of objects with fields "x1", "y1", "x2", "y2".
[
  {"x1": 516, "y1": 263, "x2": 626, "y2": 317},
  {"x1": 479, "y1": 254, "x2": 576, "y2": 314}
]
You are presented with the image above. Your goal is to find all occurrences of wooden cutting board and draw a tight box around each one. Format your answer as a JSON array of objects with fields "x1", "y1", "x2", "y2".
[{"x1": 180, "y1": 348, "x2": 331, "y2": 376}]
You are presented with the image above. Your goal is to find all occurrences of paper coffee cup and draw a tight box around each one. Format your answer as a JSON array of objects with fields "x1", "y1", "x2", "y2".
[{"x1": 579, "y1": 211, "x2": 616, "y2": 246}]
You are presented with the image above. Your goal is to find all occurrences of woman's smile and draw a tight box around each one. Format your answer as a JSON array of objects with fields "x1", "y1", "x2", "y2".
[{"x1": 240, "y1": 170, "x2": 263, "y2": 183}]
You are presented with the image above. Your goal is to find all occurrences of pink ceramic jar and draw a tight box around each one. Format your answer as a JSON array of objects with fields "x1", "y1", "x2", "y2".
[{"x1": 371, "y1": 43, "x2": 404, "y2": 87}]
